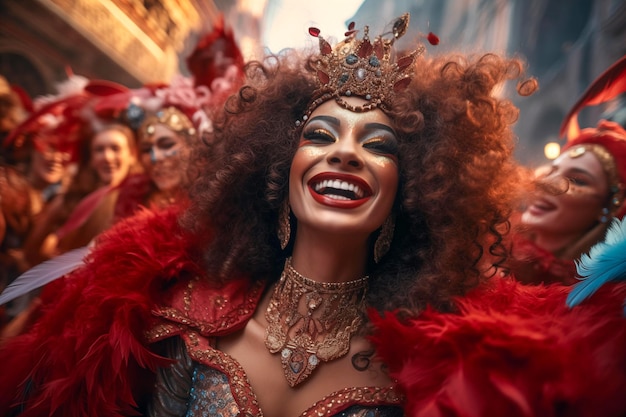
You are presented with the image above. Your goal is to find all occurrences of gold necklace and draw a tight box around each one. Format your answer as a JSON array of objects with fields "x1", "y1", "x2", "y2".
[{"x1": 264, "y1": 257, "x2": 368, "y2": 387}]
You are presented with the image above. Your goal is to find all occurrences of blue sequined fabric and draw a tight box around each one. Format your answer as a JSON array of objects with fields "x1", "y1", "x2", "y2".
[
  {"x1": 184, "y1": 364, "x2": 403, "y2": 417},
  {"x1": 186, "y1": 365, "x2": 239, "y2": 417}
]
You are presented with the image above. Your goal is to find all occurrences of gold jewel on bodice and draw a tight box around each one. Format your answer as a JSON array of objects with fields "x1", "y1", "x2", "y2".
[
  {"x1": 296, "y1": 13, "x2": 423, "y2": 126},
  {"x1": 264, "y1": 258, "x2": 368, "y2": 387}
]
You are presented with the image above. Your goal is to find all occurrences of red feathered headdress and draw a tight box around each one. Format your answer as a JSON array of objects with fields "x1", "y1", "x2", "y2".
[
  {"x1": 84, "y1": 15, "x2": 245, "y2": 138},
  {"x1": 186, "y1": 13, "x2": 244, "y2": 91},
  {"x1": 2, "y1": 93, "x2": 91, "y2": 161},
  {"x1": 560, "y1": 54, "x2": 626, "y2": 139}
]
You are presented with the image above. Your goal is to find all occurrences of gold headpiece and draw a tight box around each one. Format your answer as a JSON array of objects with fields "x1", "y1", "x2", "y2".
[
  {"x1": 140, "y1": 106, "x2": 196, "y2": 139},
  {"x1": 296, "y1": 13, "x2": 423, "y2": 126}
]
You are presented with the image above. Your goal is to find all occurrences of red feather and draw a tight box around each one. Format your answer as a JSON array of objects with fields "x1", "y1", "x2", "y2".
[
  {"x1": 560, "y1": 54, "x2": 626, "y2": 139},
  {"x1": 2, "y1": 94, "x2": 89, "y2": 152},
  {"x1": 186, "y1": 14, "x2": 244, "y2": 90},
  {"x1": 84, "y1": 79, "x2": 129, "y2": 96},
  {"x1": 0, "y1": 206, "x2": 265, "y2": 416},
  {"x1": 0, "y1": 208, "x2": 192, "y2": 415},
  {"x1": 370, "y1": 279, "x2": 626, "y2": 417}
]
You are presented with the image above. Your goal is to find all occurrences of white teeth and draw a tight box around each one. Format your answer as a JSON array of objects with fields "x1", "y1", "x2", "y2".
[
  {"x1": 325, "y1": 194, "x2": 350, "y2": 200},
  {"x1": 313, "y1": 179, "x2": 365, "y2": 198}
]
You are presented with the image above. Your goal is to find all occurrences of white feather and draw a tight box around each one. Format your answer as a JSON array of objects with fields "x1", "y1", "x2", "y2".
[{"x1": 0, "y1": 246, "x2": 90, "y2": 305}]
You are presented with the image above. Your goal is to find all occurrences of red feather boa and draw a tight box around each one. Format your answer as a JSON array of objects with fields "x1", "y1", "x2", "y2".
[
  {"x1": 0, "y1": 206, "x2": 208, "y2": 416},
  {"x1": 370, "y1": 279, "x2": 626, "y2": 417}
]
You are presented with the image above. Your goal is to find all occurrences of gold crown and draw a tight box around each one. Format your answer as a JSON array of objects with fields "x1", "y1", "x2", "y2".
[{"x1": 297, "y1": 13, "x2": 423, "y2": 126}]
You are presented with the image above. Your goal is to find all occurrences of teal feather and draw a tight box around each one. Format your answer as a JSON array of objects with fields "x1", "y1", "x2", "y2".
[{"x1": 566, "y1": 217, "x2": 626, "y2": 312}]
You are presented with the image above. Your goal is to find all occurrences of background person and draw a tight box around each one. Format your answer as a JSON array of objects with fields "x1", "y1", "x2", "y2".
[{"x1": 506, "y1": 54, "x2": 626, "y2": 285}]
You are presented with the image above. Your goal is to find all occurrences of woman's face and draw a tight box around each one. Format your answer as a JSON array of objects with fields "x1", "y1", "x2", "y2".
[
  {"x1": 521, "y1": 145, "x2": 609, "y2": 239},
  {"x1": 30, "y1": 138, "x2": 69, "y2": 187},
  {"x1": 289, "y1": 97, "x2": 399, "y2": 239},
  {"x1": 90, "y1": 128, "x2": 135, "y2": 186},
  {"x1": 138, "y1": 124, "x2": 189, "y2": 193}
]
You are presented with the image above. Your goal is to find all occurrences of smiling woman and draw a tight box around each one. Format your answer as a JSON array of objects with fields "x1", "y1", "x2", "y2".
[
  {"x1": 22, "y1": 122, "x2": 140, "y2": 266},
  {"x1": 506, "y1": 55, "x2": 626, "y2": 286},
  {"x1": 509, "y1": 120, "x2": 626, "y2": 285},
  {"x1": 1, "y1": 13, "x2": 625, "y2": 417},
  {"x1": 112, "y1": 106, "x2": 196, "y2": 220}
]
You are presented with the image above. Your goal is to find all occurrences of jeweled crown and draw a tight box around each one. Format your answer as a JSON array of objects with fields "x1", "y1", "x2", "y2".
[{"x1": 297, "y1": 13, "x2": 423, "y2": 126}]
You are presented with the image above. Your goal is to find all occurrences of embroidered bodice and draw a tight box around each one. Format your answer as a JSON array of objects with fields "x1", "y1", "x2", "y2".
[
  {"x1": 147, "y1": 333, "x2": 403, "y2": 417},
  {"x1": 145, "y1": 276, "x2": 403, "y2": 417}
]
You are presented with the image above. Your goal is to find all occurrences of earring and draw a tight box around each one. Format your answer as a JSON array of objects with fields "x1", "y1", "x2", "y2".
[
  {"x1": 374, "y1": 214, "x2": 395, "y2": 263},
  {"x1": 278, "y1": 202, "x2": 291, "y2": 250},
  {"x1": 600, "y1": 207, "x2": 610, "y2": 223}
]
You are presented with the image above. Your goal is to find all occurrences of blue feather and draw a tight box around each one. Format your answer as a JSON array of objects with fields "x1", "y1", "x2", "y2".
[
  {"x1": 566, "y1": 217, "x2": 626, "y2": 310},
  {"x1": 0, "y1": 245, "x2": 90, "y2": 305}
]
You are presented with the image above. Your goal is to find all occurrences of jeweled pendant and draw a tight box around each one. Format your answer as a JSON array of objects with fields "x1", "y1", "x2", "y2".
[{"x1": 280, "y1": 345, "x2": 319, "y2": 387}]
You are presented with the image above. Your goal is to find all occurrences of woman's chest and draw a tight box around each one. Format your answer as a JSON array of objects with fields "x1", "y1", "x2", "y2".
[{"x1": 190, "y1": 317, "x2": 402, "y2": 417}]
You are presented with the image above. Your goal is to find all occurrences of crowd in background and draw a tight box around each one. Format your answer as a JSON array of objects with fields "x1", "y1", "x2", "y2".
[{"x1": 0, "y1": 18, "x2": 245, "y2": 337}]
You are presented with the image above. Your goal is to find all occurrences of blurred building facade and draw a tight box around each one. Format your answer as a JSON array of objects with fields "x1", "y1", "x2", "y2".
[
  {"x1": 0, "y1": 0, "x2": 223, "y2": 99},
  {"x1": 2, "y1": 0, "x2": 623, "y2": 165}
]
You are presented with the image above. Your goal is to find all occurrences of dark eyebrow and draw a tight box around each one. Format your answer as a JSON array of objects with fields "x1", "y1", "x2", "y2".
[
  {"x1": 365, "y1": 122, "x2": 397, "y2": 136},
  {"x1": 307, "y1": 117, "x2": 396, "y2": 136},
  {"x1": 559, "y1": 166, "x2": 604, "y2": 185},
  {"x1": 308, "y1": 115, "x2": 340, "y2": 126},
  {"x1": 567, "y1": 167, "x2": 593, "y2": 176},
  {"x1": 555, "y1": 162, "x2": 593, "y2": 177}
]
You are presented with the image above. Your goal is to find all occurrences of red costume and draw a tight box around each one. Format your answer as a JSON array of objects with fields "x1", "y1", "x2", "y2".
[
  {"x1": 506, "y1": 234, "x2": 579, "y2": 285},
  {"x1": 0, "y1": 207, "x2": 624, "y2": 416}
]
